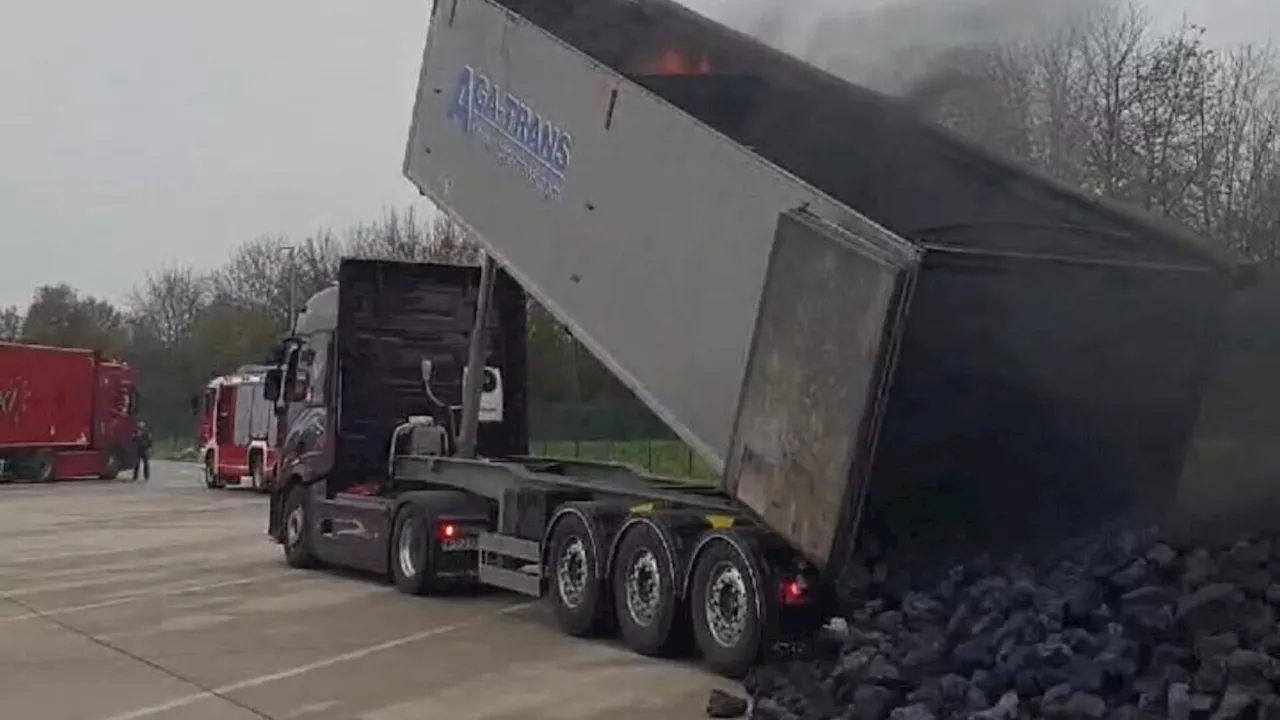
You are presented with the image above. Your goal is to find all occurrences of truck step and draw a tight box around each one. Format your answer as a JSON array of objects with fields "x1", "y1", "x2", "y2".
[
  {"x1": 478, "y1": 532, "x2": 541, "y2": 562},
  {"x1": 477, "y1": 533, "x2": 543, "y2": 596},
  {"x1": 478, "y1": 564, "x2": 542, "y2": 596}
]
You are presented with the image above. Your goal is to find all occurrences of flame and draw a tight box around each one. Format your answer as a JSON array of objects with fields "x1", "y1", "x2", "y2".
[{"x1": 651, "y1": 48, "x2": 711, "y2": 76}]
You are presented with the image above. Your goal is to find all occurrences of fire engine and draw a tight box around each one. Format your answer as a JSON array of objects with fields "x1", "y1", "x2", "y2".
[{"x1": 197, "y1": 365, "x2": 277, "y2": 492}]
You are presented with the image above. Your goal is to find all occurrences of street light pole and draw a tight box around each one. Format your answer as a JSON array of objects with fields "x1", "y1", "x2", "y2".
[{"x1": 282, "y1": 245, "x2": 298, "y2": 334}]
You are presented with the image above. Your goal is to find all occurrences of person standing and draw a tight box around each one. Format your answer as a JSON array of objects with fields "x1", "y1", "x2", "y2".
[{"x1": 132, "y1": 420, "x2": 152, "y2": 481}]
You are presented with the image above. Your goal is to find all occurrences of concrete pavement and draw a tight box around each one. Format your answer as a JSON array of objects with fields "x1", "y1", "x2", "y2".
[{"x1": 0, "y1": 461, "x2": 738, "y2": 720}]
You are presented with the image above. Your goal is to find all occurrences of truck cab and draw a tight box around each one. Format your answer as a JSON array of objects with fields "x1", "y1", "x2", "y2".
[{"x1": 262, "y1": 259, "x2": 527, "y2": 573}]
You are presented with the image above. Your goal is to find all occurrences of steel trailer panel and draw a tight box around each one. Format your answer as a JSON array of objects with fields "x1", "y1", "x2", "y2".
[
  {"x1": 0, "y1": 343, "x2": 97, "y2": 449},
  {"x1": 723, "y1": 209, "x2": 915, "y2": 569},
  {"x1": 403, "y1": 0, "x2": 913, "y2": 473}
]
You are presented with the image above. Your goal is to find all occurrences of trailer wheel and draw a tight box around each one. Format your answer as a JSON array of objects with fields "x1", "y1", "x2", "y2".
[
  {"x1": 611, "y1": 523, "x2": 683, "y2": 657},
  {"x1": 31, "y1": 450, "x2": 55, "y2": 483},
  {"x1": 390, "y1": 505, "x2": 439, "y2": 596},
  {"x1": 547, "y1": 513, "x2": 610, "y2": 637},
  {"x1": 282, "y1": 485, "x2": 319, "y2": 568},
  {"x1": 689, "y1": 538, "x2": 764, "y2": 678}
]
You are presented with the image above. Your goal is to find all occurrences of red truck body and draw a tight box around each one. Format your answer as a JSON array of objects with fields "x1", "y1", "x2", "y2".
[
  {"x1": 198, "y1": 366, "x2": 277, "y2": 492},
  {"x1": 0, "y1": 342, "x2": 138, "y2": 481}
]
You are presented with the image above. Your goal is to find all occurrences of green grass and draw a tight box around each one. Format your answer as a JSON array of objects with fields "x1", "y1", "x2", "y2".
[{"x1": 529, "y1": 439, "x2": 716, "y2": 481}]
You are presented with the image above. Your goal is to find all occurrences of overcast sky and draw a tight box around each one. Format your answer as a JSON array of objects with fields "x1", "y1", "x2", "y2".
[{"x1": 1, "y1": 1, "x2": 1275, "y2": 310}]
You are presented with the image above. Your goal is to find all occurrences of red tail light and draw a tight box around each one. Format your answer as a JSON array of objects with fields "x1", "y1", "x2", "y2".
[
  {"x1": 437, "y1": 523, "x2": 458, "y2": 541},
  {"x1": 780, "y1": 578, "x2": 809, "y2": 606}
]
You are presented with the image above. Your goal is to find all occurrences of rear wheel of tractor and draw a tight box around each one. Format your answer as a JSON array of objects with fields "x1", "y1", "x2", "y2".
[
  {"x1": 689, "y1": 538, "x2": 765, "y2": 679},
  {"x1": 31, "y1": 450, "x2": 55, "y2": 484},
  {"x1": 282, "y1": 485, "x2": 319, "y2": 568},
  {"x1": 390, "y1": 505, "x2": 439, "y2": 596},
  {"x1": 100, "y1": 448, "x2": 121, "y2": 480},
  {"x1": 547, "y1": 513, "x2": 611, "y2": 637},
  {"x1": 612, "y1": 524, "x2": 684, "y2": 657}
]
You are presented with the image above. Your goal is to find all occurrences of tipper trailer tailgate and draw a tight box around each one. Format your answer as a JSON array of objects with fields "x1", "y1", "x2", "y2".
[{"x1": 0, "y1": 343, "x2": 96, "y2": 449}]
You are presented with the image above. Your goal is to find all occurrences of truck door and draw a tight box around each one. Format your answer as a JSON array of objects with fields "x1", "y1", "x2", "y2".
[
  {"x1": 197, "y1": 387, "x2": 216, "y2": 449},
  {"x1": 215, "y1": 387, "x2": 235, "y2": 449},
  {"x1": 723, "y1": 208, "x2": 918, "y2": 572}
]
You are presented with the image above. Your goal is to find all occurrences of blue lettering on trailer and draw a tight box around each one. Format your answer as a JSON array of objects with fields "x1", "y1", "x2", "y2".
[{"x1": 446, "y1": 66, "x2": 573, "y2": 202}]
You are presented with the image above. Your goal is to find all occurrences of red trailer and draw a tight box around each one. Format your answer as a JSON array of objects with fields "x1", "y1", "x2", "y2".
[
  {"x1": 0, "y1": 342, "x2": 139, "y2": 482},
  {"x1": 197, "y1": 366, "x2": 277, "y2": 492}
]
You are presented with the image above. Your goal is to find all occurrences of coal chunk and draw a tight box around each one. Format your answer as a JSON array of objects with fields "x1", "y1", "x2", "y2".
[
  {"x1": 746, "y1": 528, "x2": 1280, "y2": 720},
  {"x1": 706, "y1": 689, "x2": 749, "y2": 718}
]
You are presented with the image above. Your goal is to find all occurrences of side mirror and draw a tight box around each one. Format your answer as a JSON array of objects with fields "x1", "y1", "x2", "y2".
[
  {"x1": 263, "y1": 369, "x2": 283, "y2": 402},
  {"x1": 189, "y1": 394, "x2": 200, "y2": 415}
]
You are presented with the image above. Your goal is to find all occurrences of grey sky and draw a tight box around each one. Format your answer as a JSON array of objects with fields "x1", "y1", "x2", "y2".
[{"x1": 1, "y1": 1, "x2": 1274, "y2": 311}]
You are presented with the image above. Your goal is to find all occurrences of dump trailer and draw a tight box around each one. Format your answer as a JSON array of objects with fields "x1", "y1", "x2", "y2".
[
  {"x1": 0, "y1": 342, "x2": 139, "y2": 482},
  {"x1": 263, "y1": 0, "x2": 1244, "y2": 678}
]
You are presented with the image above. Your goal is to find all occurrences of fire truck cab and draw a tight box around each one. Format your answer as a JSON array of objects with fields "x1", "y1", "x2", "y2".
[{"x1": 198, "y1": 365, "x2": 278, "y2": 492}]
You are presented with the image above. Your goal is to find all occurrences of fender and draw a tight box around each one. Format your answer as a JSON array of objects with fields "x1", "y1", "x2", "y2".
[{"x1": 541, "y1": 501, "x2": 627, "y2": 579}]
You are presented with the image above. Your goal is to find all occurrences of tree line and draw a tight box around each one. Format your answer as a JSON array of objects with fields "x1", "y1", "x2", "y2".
[
  {"x1": 0, "y1": 207, "x2": 653, "y2": 445},
  {"x1": 2, "y1": 0, "x2": 1277, "y2": 451}
]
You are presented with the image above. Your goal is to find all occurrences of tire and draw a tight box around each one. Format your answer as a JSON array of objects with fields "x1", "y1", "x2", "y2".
[
  {"x1": 250, "y1": 456, "x2": 267, "y2": 493},
  {"x1": 99, "y1": 449, "x2": 121, "y2": 480},
  {"x1": 282, "y1": 484, "x2": 319, "y2": 568},
  {"x1": 611, "y1": 523, "x2": 684, "y2": 657},
  {"x1": 203, "y1": 456, "x2": 223, "y2": 489},
  {"x1": 546, "y1": 513, "x2": 611, "y2": 637},
  {"x1": 390, "y1": 505, "x2": 438, "y2": 596},
  {"x1": 689, "y1": 537, "x2": 765, "y2": 679},
  {"x1": 31, "y1": 450, "x2": 55, "y2": 483}
]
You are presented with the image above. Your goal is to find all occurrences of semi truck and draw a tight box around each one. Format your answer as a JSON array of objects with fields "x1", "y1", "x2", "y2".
[
  {"x1": 0, "y1": 342, "x2": 139, "y2": 482},
  {"x1": 261, "y1": 0, "x2": 1248, "y2": 677},
  {"x1": 197, "y1": 366, "x2": 278, "y2": 491}
]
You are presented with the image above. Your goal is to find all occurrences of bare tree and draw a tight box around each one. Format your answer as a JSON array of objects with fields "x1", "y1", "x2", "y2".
[
  {"x1": 346, "y1": 206, "x2": 481, "y2": 265},
  {"x1": 127, "y1": 265, "x2": 210, "y2": 349},
  {"x1": 209, "y1": 235, "x2": 295, "y2": 326},
  {"x1": 0, "y1": 306, "x2": 21, "y2": 341}
]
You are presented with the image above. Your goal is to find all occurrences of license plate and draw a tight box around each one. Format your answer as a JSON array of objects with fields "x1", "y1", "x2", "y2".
[{"x1": 440, "y1": 537, "x2": 477, "y2": 552}]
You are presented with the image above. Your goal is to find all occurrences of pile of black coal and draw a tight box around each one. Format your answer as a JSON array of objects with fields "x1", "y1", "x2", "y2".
[{"x1": 741, "y1": 525, "x2": 1280, "y2": 720}]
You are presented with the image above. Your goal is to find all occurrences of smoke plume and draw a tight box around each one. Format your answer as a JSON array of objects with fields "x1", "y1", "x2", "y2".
[{"x1": 684, "y1": 0, "x2": 1102, "y2": 93}]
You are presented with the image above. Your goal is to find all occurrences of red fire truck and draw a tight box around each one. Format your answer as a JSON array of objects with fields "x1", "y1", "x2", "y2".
[
  {"x1": 0, "y1": 342, "x2": 139, "y2": 482},
  {"x1": 197, "y1": 365, "x2": 277, "y2": 492}
]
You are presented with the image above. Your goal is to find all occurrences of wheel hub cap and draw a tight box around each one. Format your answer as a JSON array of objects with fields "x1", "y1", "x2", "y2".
[
  {"x1": 285, "y1": 506, "x2": 304, "y2": 548},
  {"x1": 705, "y1": 562, "x2": 747, "y2": 648},
  {"x1": 398, "y1": 517, "x2": 421, "y2": 578},
  {"x1": 626, "y1": 549, "x2": 661, "y2": 626},
  {"x1": 557, "y1": 537, "x2": 588, "y2": 608}
]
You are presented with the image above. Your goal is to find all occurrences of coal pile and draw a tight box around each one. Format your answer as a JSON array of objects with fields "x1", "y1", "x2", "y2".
[{"x1": 743, "y1": 526, "x2": 1280, "y2": 720}]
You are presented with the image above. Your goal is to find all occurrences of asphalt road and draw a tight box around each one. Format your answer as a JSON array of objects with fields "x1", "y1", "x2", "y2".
[{"x1": 0, "y1": 461, "x2": 737, "y2": 720}]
